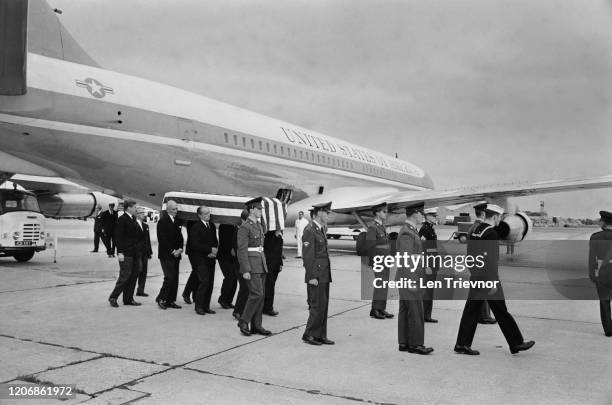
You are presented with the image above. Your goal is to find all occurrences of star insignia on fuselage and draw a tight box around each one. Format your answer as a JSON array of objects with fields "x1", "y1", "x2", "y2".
[{"x1": 75, "y1": 77, "x2": 114, "y2": 99}]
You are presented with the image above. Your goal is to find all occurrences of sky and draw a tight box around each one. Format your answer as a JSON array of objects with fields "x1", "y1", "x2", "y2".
[{"x1": 51, "y1": 0, "x2": 612, "y2": 217}]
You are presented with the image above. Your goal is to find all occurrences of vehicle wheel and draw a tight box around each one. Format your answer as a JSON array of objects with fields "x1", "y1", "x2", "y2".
[
  {"x1": 326, "y1": 234, "x2": 332, "y2": 239},
  {"x1": 13, "y1": 251, "x2": 35, "y2": 262},
  {"x1": 333, "y1": 235, "x2": 341, "y2": 239},
  {"x1": 353, "y1": 235, "x2": 359, "y2": 241},
  {"x1": 458, "y1": 234, "x2": 467, "y2": 244}
]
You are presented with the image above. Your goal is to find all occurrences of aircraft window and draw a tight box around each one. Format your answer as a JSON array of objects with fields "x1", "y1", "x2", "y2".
[
  {"x1": 300, "y1": 151, "x2": 303, "y2": 159},
  {"x1": 281, "y1": 146, "x2": 284, "y2": 155},
  {"x1": 251, "y1": 139, "x2": 255, "y2": 149},
  {"x1": 266, "y1": 143, "x2": 270, "y2": 152},
  {"x1": 224, "y1": 133, "x2": 228, "y2": 143},
  {"x1": 258, "y1": 141, "x2": 262, "y2": 150},
  {"x1": 233, "y1": 134, "x2": 238, "y2": 145},
  {"x1": 273, "y1": 144, "x2": 277, "y2": 154},
  {"x1": 317, "y1": 155, "x2": 320, "y2": 163},
  {"x1": 327, "y1": 157, "x2": 331, "y2": 164},
  {"x1": 293, "y1": 149, "x2": 297, "y2": 158},
  {"x1": 305, "y1": 152, "x2": 309, "y2": 160},
  {"x1": 242, "y1": 137, "x2": 246, "y2": 147}
]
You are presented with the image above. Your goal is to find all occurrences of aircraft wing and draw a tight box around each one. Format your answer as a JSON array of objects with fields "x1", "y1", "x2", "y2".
[{"x1": 331, "y1": 175, "x2": 612, "y2": 215}]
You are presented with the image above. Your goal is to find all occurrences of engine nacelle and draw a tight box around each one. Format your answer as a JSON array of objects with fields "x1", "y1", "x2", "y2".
[
  {"x1": 498, "y1": 212, "x2": 532, "y2": 243},
  {"x1": 37, "y1": 192, "x2": 119, "y2": 218}
]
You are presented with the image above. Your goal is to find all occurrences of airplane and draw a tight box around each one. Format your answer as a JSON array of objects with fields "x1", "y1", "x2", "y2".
[{"x1": 1, "y1": 0, "x2": 611, "y2": 242}]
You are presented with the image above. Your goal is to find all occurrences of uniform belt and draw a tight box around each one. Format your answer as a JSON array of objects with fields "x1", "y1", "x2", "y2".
[
  {"x1": 597, "y1": 259, "x2": 612, "y2": 267},
  {"x1": 426, "y1": 248, "x2": 438, "y2": 253},
  {"x1": 248, "y1": 247, "x2": 263, "y2": 252},
  {"x1": 376, "y1": 244, "x2": 390, "y2": 249}
]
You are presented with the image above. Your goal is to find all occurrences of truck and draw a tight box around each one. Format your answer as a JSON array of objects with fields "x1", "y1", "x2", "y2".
[{"x1": 0, "y1": 188, "x2": 46, "y2": 261}]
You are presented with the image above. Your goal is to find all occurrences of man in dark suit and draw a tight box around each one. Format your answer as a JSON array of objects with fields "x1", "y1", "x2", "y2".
[
  {"x1": 455, "y1": 204, "x2": 535, "y2": 355},
  {"x1": 108, "y1": 200, "x2": 144, "y2": 307},
  {"x1": 301, "y1": 201, "x2": 334, "y2": 345},
  {"x1": 419, "y1": 209, "x2": 439, "y2": 323},
  {"x1": 190, "y1": 205, "x2": 219, "y2": 315},
  {"x1": 365, "y1": 202, "x2": 393, "y2": 320},
  {"x1": 100, "y1": 203, "x2": 118, "y2": 257},
  {"x1": 155, "y1": 200, "x2": 184, "y2": 310},
  {"x1": 217, "y1": 223, "x2": 238, "y2": 309},
  {"x1": 588, "y1": 210, "x2": 612, "y2": 337},
  {"x1": 91, "y1": 205, "x2": 103, "y2": 252},
  {"x1": 182, "y1": 221, "x2": 198, "y2": 304},
  {"x1": 136, "y1": 207, "x2": 153, "y2": 297},
  {"x1": 263, "y1": 229, "x2": 284, "y2": 316}
]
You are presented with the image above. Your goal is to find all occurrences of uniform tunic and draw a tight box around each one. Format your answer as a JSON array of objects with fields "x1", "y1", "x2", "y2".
[
  {"x1": 419, "y1": 220, "x2": 438, "y2": 319},
  {"x1": 237, "y1": 218, "x2": 268, "y2": 328},
  {"x1": 302, "y1": 221, "x2": 331, "y2": 339}
]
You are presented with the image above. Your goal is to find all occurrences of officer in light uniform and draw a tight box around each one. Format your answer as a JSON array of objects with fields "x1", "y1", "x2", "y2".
[
  {"x1": 588, "y1": 210, "x2": 612, "y2": 337},
  {"x1": 301, "y1": 201, "x2": 335, "y2": 346},
  {"x1": 365, "y1": 202, "x2": 394, "y2": 320},
  {"x1": 396, "y1": 202, "x2": 433, "y2": 355},
  {"x1": 236, "y1": 197, "x2": 272, "y2": 337},
  {"x1": 294, "y1": 211, "x2": 309, "y2": 258}
]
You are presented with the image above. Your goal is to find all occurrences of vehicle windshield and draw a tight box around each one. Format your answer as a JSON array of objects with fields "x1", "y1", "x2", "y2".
[{"x1": 0, "y1": 190, "x2": 41, "y2": 214}]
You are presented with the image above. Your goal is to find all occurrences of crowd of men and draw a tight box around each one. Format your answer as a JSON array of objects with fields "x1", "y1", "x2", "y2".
[{"x1": 100, "y1": 196, "x2": 612, "y2": 351}]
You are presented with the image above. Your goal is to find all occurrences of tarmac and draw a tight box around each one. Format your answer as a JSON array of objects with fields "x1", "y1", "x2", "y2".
[{"x1": 0, "y1": 221, "x2": 611, "y2": 404}]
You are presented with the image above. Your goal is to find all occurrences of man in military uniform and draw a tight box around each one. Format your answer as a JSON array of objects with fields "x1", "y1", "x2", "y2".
[
  {"x1": 467, "y1": 203, "x2": 496, "y2": 325},
  {"x1": 100, "y1": 203, "x2": 118, "y2": 257},
  {"x1": 455, "y1": 204, "x2": 535, "y2": 355},
  {"x1": 588, "y1": 210, "x2": 612, "y2": 337},
  {"x1": 91, "y1": 205, "x2": 103, "y2": 253},
  {"x1": 236, "y1": 197, "x2": 271, "y2": 336},
  {"x1": 396, "y1": 202, "x2": 433, "y2": 355},
  {"x1": 136, "y1": 207, "x2": 153, "y2": 297},
  {"x1": 365, "y1": 202, "x2": 394, "y2": 320},
  {"x1": 419, "y1": 208, "x2": 438, "y2": 323},
  {"x1": 301, "y1": 201, "x2": 334, "y2": 345}
]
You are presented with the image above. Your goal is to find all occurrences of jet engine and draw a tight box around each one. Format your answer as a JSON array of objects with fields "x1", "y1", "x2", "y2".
[
  {"x1": 37, "y1": 192, "x2": 119, "y2": 218},
  {"x1": 498, "y1": 212, "x2": 532, "y2": 243}
]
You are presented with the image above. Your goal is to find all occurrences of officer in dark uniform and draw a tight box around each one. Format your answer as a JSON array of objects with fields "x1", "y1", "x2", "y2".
[
  {"x1": 419, "y1": 209, "x2": 438, "y2": 323},
  {"x1": 136, "y1": 207, "x2": 153, "y2": 297},
  {"x1": 263, "y1": 229, "x2": 284, "y2": 316},
  {"x1": 365, "y1": 202, "x2": 394, "y2": 319},
  {"x1": 396, "y1": 202, "x2": 433, "y2": 355},
  {"x1": 232, "y1": 210, "x2": 250, "y2": 320},
  {"x1": 302, "y1": 201, "x2": 334, "y2": 345},
  {"x1": 455, "y1": 204, "x2": 535, "y2": 355},
  {"x1": 467, "y1": 203, "x2": 496, "y2": 324},
  {"x1": 588, "y1": 210, "x2": 612, "y2": 337},
  {"x1": 236, "y1": 197, "x2": 271, "y2": 336}
]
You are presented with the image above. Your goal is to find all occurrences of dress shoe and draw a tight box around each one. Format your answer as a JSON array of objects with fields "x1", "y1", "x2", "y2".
[
  {"x1": 108, "y1": 254, "x2": 113, "y2": 258},
  {"x1": 454, "y1": 345, "x2": 480, "y2": 355},
  {"x1": 382, "y1": 310, "x2": 394, "y2": 319},
  {"x1": 370, "y1": 309, "x2": 386, "y2": 319},
  {"x1": 478, "y1": 318, "x2": 497, "y2": 324},
  {"x1": 158, "y1": 300, "x2": 168, "y2": 310},
  {"x1": 108, "y1": 298, "x2": 118, "y2": 308},
  {"x1": 251, "y1": 327, "x2": 272, "y2": 336},
  {"x1": 195, "y1": 308, "x2": 207, "y2": 315},
  {"x1": 263, "y1": 309, "x2": 279, "y2": 316},
  {"x1": 606, "y1": 332, "x2": 612, "y2": 337},
  {"x1": 124, "y1": 301, "x2": 142, "y2": 306},
  {"x1": 136, "y1": 292, "x2": 149, "y2": 297},
  {"x1": 510, "y1": 340, "x2": 535, "y2": 354},
  {"x1": 232, "y1": 312, "x2": 241, "y2": 321},
  {"x1": 302, "y1": 335, "x2": 323, "y2": 345},
  {"x1": 238, "y1": 321, "x2": 251, "y2": 336},
  {"x1": 400, "y1": 345, "x2": 433, "y2": 355},
  {"x1": 219, "y1": 302, "x2": 233, "y2": 309},
  {"x1": 204, "y1": 309, "x2": 216, "y2": 314},
  {"x1": 296, "y1": 256, "x2": 302, "y2": 258},
  {"x1": 90, "y1": 250, "x2": 98, "y2": 253},
  {"x1": 424, "y1": 317, "x2": 438, "y2": 323},
  {"x1": 317, "y1": 337, "x2": 335, "y2": 345},
  {"x1": 182, "y1": 294, "x2": 192, "y2": 304},
  {"x1": 166, "y1": 302, "x2": 182, "y2": 309}
]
